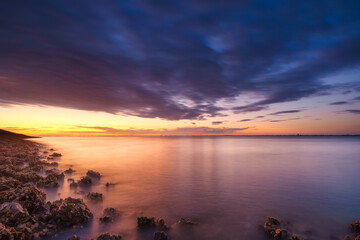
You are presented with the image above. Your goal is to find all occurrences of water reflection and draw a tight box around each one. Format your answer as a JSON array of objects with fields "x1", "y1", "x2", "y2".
[{"x1": 34, "y1": 136, "x2": 360, "y2": 239}]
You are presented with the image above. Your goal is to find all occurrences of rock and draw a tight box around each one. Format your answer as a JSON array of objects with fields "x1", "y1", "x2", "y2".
[
  {"x1": 86, "y1": 192, "x2": 103, "y2": 201},
  {"x1": 68, "y1": 235, "x2": 81, "y2": 240},
  {"x1": 87, "y1": 170, "x2": 101, "y2": 178},
  {"x1": 50, "y1": 153, "x2": 62, "y2": 157},
  {"x1": 96, "y1": 233, "x2": 122, "y2": 240},
  {"x1": 64, "y1": 168, "x2": 75, "y2": 174},
  {"x1": 0, "y1": 202, "x2": 34, "y2": 227},
  {"x1": 0, "y1": 177, "x2": 22, "y2": 191},
  {"x1": 137, "y1": 217, "x2": 156, "y2": 228},
  {"x1": 154, "y1": 231, "x2": 168, "y2": 240},
  {"x1": 0, "y1": 184, "x2": 46, "y2": 213},
  {"x1": 43, "y1": 197, "x2": 92, "y2": 228},
  {"x1": 0, "y1": 222, "x2": 25, "y2": 240},
  {"x1": 177, "y1": 218, "x2": 198, "y2": 226},
  {"x1": 37, "y1": 171, "x2": 64, "y2": 188},
  {"x1": 264, "y1": 217, "x2": 303, "y2": 240},
  {"x1": 78, "y1": 176, "x2": 92, "y2": 185},
  {"x1": 351, "y1": 221, "x2": 360, "y2": 232},
  {"x1": 70, "y1": 182, "x2": 78, "y2": 188},
  {"x1": 100, "y1": 208, "x2": 120, "y2": 223}
]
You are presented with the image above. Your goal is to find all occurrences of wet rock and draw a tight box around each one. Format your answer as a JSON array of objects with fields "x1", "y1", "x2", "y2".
[
  {"x1": 43, "y1": 197, "x2": 92, "y2": 228},
  {"x1": 96, "y1": 233, "x2": 122, "y2": 240},
  {"x1": 50, "y1": 148, "x2": 54, "y2": 151},
  {"x1": 105, "y1": 182, "x2": 115, "y2": 187},
  {"x1": 64, "y1": 168, "x2": 75, "y2": 174},
  {"x1": 37, "y1": 171, "x2": 64, "y2": 188},
  {"x1": 177, "y1": 218, "x2": 198, "y2": 226},
  {"x1": 0, "y1": 184, "x2": 46, "y2": 213},
  {"x1": 86, "y1": 192, "x2": 103, "y2": 201},
  {"x1": 154, "y1": 231, "x2": 168, "y2": 240},
  {"x1": 70, "y1": 182, "x2": 78, "y2": 188},
  {"x1": 100, "y1": 208, "x2": 120, "y2": 223},
  {"x1": 68, "y1": 235, "x2": 81, "y2": 240},
  {"x1": 0, "y1": 202, "x2": 34, "y2": 227},
  {"x1": 87, "y1": 170, "x2": 101, "y2": 178},
  {"x1": 50, "y1": 152, "x2": 62, "y2": 157},
  {"x1": 78, "y1": 176, "x2": 92, "y2": 185}
]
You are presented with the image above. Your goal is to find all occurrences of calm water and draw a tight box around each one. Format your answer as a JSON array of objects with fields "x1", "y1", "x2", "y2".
[{"x1": 34, "y1": 136, "x2": 360, "y2": 240}]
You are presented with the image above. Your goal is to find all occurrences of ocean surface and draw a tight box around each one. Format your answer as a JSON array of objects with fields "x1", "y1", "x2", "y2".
[{"x1": 33, "y1": 136, "x2": 360, "y2": 240}]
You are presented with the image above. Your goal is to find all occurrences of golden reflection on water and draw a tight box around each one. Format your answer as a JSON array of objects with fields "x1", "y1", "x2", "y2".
[{"x1": 34, "y1": 136, "x2": 360, "y2": 240}]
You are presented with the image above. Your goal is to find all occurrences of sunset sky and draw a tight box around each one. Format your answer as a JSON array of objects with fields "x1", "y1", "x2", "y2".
[{"x1": 0, "y1": 0, "x2": 359, "y2": 136}]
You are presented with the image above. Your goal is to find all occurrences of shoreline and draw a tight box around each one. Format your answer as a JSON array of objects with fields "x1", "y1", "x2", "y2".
[{"x1": 0, "y1": 136, "x2": 359, "y2": 240}]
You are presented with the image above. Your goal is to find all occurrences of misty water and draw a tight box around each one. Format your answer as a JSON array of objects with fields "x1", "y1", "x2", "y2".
[{"x1": 34, "y1": 136, "x2": 360, "y2": 239}]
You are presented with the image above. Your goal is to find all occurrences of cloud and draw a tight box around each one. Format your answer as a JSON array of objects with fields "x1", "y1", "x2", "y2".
[
  {"x1": 345, "y1": 110, "x2": 360, "y2": 114},
  {"x1": 72, "y1": 126, "x2": 249, "y2": 135},
  {"x1": 354, "y1": 97, "x2": 360, "y2": 100},
  {"x1": 267, "y1": 117, "x2": 301, "y2": 123},
  {"x1": 268, "y1": 110, "x2": 302, "y2": 115},
  {"x1": 329, "y1": 101, "x2": 348, "y2": 105},
  {"x1": 0, "y1": 1, "x2": 359, "y2": 119},
  {"x1": 238, "y1": 119, "x2": 252, "y2": 122},
  {"x1": 212, "y1": 121, "x2": 223, "y2": 125}
]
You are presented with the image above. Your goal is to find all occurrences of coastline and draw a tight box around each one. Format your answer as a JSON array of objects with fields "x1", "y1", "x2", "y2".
[{"x1": 1, "y1": 136, "x2": 360, "y2": 240}]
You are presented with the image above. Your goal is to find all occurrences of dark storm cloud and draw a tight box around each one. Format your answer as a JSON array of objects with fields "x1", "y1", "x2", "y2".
[
  {"x1": 268, "y1": 110, "x2": 302, "y2": 115},
  {"x1": 329, "y1": 101, "x2": 348, "y2": 105},
  {"x1": 0, "y1": 0, "x2": 360, "y2": 120}
]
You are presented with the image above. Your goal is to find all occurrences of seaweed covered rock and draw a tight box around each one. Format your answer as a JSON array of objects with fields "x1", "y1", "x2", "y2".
[
  {"x1": 96, "y1": 233, "x2": 122, "y2": 240},
  {"x1": 0, "y1": 184, "x2": 46, "y2": 213},
  {"x1": 87, "y1": 170, "x2": 101, "y2": 178},
  {"x1": 100, "y1": 208, "x2": 121, "y2": 223},
  {"x1": 86, "y1": 192, "x2": 103, "y2": 201},
  {"x1": 0, "y1": 202, "x2": 34, "y2": 227},
  {"x1": 44, "y1": 197, "x2": 92, "y2": 228},
  {"x1": 350, "y1": 221, "x2": 360, "y2": 232},
  {"x1": 50, "y1": 152, "x2": 62, "y2": 157},
  {"x1": 64, "y1": 168, "x2": 75, "y2": 174},
  {"x1": 154, "y1": 231, "x2": 168, "y2": 240}
]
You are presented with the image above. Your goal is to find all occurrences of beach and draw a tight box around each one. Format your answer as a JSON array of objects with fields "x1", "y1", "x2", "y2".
[{"x1": 1, "y1": 136, "x2": 360, "y2": 240}]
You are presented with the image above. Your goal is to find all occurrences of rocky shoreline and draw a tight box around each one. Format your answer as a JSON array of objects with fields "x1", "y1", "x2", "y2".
[{"x1": 0, "y1": 136, "x2": 359, "y2": 240}]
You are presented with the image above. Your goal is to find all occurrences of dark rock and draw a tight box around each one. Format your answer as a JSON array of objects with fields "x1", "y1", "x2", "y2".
[
  {"x1": 0, "y1": 222, "x2": 25, "y2": 240},
  {"x1": 0, "y1": 177, "x2": 22, "y2": 191},
  {"x1": 264, "y1": 217, "x2": 303, "y2": 240},
  {"x1": 43, "y1": 197, "x2": 92, "y2": 228},
  {"x1": 0, "y1": 202, "x2": 35, "y2": 227},
  {"x1": 86, "y1": 192, "x2": 103, "y2": 201},
  {"x1": 100, "y1": 208, "x2": 120, "y2": 223},
  {"x1": 0, "y1": 184, "x2": 46, "y2": 213},
  {"x1": 137, "y1": 217, "x2": 156, "y2": 228},
  {"x1": 78, "y1": 176, "x2": 92, "y2": 185},
  {"x1": 70, "y1": 182, "x2": 78, "y2": 188},
  {"x1": 154, "y1": 231, "x2": 168, "y2": 240},
  {"x1": 96, "y1": 233, "x2": 122, "y2": 240},
  {"x1": 64, "y1": 168, "x2": 75, "y2": 174},
  {"x1": 50, "y1": 153, "x2": 62, "y2": 157},
  {"x1": 87, "y1": 170, "x2": 101, "y2": 178},
  {"x1": 351, "y1": 221, "x2": 360, "y2": 232}
]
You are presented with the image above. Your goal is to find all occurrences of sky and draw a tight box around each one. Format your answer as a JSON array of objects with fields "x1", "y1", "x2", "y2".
[{"x1": 0, "y1": 0, "x2": 359, "y2": 136}]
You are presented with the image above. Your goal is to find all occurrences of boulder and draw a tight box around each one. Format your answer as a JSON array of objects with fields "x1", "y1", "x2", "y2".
[
  {"x1": 68, "y1": 235, "x2": 81, "y2": 240},
  {"x1": 44, "y1": 197, "x2": 92, "y2": 228},
  {"x1": 0, "y1": 184, "x2": 46, "y2": 213},
  {"x1": 0, "y1": 202, "x2": 34, "y2": 227},
  {"x1": 177, "y1": 218, "x2": 198, "y2": 226},
  {"x1": 78, "y1": 176, "x2": 92, "y2": 185}
]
